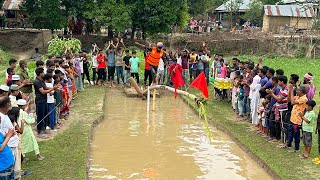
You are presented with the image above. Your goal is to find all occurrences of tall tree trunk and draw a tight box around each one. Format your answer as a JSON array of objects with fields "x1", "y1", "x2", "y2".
[
  {"x1": 131, "y1": 25, "x2": 136, "y2": 40},
  {"x1": 142, "y1": 26, "x2": 146, "y2": 40},
  {"x1": 108, "y1": 26, "x2": 113, "y2": 38}
]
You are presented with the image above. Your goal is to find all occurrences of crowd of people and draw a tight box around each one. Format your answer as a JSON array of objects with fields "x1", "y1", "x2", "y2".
[
  {"x1": 219, "y1": 57, "x2": 319, "y2": 160},
  {"x1": 1, "y1": 38, "x2": 320, "y2": 179}
]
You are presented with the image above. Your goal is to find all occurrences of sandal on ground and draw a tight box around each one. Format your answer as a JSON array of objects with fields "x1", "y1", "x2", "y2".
[
  {"x1": 22, "y1": 171, "x2": 32, "y2": 176},
  {"x1": 38, "y1": 133, "x2": 47, "y2": 139},
  {"x1": 299, "y1": 154, "x2": 308, "y2": 159},
  {"x1": 37, "y1": 155, "x2": 45, "y2": 161}
]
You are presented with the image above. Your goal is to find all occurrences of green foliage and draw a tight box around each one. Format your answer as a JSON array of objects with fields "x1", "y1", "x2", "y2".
[
  {"x1": 84, "y1": 0, "x2": 132, "y2": 32},
  {"x1": 187, "y1": 0, "x2": 210, "y2": 16},
  {"x1": 261, "y1": 0, "x2": 280, "y2": 5},
  {"x1": 177, "y1": 1, "x2": 191, "y2": 28},
  {"x1": 61, "y1": 0, "x2": 86, "y2": 17},
  {"x1": 295, "y1": 44, "x2": 307, "y2": 58},
  {"x1": 48, "y1": 37, "x2": 82, "y2": 56},
  {"x1": 21, "y1": 0, "x2": 66, "y2": 30},
  {"x1": 241, "y1": 0, "x2": 263, "y2": 26},
  {"x1": 0, "y1": 49, "x2": 15, "y2": 84},
  {"x1": 126, "y1": 0, "x2": 189, "y2": 36}
]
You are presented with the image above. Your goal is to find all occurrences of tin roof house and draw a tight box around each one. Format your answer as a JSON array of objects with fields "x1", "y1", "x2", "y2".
[
  {"x1": 262, "y1": 4, "x2": 315, "y2": 32},
  {"x1": 2, "y1": 0, "x2": 25, "y2": 19}
]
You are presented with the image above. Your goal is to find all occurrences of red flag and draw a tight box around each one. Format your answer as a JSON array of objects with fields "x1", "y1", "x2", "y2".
[
  {"x1": 190, "y1": 71, "x2": 209, "y2": 98},
  {"x1": 171, "y1": 64, "x2": 184, "y2": 99}
]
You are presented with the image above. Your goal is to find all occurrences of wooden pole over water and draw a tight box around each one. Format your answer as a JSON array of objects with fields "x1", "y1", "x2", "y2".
[{"x1": 152, "y1": 89, "x2": 156, "y2": 111}]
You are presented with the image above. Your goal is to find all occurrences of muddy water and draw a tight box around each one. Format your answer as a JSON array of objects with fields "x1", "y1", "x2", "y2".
[{"x1": 89, "y1": 91, "x2": 272, "y2": 180}]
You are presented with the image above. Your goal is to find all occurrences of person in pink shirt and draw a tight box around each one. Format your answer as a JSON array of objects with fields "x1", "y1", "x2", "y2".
[{"x1": 219, "y1": 59, "x2": 227, "y2": 79}]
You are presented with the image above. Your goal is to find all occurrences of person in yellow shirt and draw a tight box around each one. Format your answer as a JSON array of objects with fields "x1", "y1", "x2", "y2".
[{"x1": 287, "y1": 85, "x2": 308, "y2": 153}]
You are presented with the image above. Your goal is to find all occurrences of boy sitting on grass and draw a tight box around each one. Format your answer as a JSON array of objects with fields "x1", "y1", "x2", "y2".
[{"x1": 299, "y1": 100, "x2": 316, "y2": 159}]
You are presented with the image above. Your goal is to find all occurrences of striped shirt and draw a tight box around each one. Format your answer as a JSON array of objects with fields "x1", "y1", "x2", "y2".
[{"x1": 277, "y1": 85, "x2": 288, "y2": 104}]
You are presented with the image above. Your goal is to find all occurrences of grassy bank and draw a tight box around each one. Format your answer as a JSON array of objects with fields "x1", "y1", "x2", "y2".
[
  {"x1": 22, "y1": 87, "x2": 106, "y2": 180},
  {"x1": 185, "y1": 56, "x2": 320, "y2": 179},
  {"x1": 185, "y1": 94, "x2": 319, "y2": 179},
  {"x1": 0, "y1": 48, "x2": 15, "y2": 83}
]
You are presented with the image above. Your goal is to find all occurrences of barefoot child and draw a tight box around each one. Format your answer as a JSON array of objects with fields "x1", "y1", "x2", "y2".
[
  {"x1": 17, "y1": 99, "x2": 44, "y2": 161},
  {"x1": 258, "y1": 89, "x2": 268, "y2": 133},
  {"x1": 300, "y1": 100, "x2": 316, "y2": 158},
  {"x1": 129, "y1": 51, "x2": 140, "y2": 84}
]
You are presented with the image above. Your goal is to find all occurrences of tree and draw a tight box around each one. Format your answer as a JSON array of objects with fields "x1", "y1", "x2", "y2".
[
  {"x1": 125, "y1": 0, "x2": 189, "y2": 38},
  {"x1": 84, "y1": 0, "x2": 132, "y2": 37},
  {"x1": 61, "y1": 0, "x2": 86, "y2": 17},
  {"x1": 187, "y1": 0, "x2": 210, "y2": 16},
  {"x1": 242, "y1": 0, "x2": 263, "y2": 27},
  {"x1": 22, "y1": 0, "x2": 65, "y2": 31},
  {"x1": 225, "y1": 0, "x2": 243, "y2": 28}
]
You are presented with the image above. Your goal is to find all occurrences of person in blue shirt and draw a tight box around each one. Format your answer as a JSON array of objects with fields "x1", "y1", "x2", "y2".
[{"x1": 0, "y1": 119, "x2": 15, "y2": 179}]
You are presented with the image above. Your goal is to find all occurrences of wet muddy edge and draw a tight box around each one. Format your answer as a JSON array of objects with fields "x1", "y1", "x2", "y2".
[
  {"x1": 85, "y1": 89, "x2": 281, "y2": 179},
  {"x1": 180, "y1": 96, "x2": 281, "y2": 180},
  {"x1": 86, "y1": 89, "x2": 107, "y2": 180}
]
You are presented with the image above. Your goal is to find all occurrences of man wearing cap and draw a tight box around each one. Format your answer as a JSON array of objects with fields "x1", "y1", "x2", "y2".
[
  {"x1": 17, "y1": 60, "x2": 35, "y2": 113},
  {"x1": 9, "y1": 85, "x2": 19, "y2": 107},
  {"x1": 17, "y1": 99, "x2": 44, "y2": 161},
  {"x1": 0, "y1": 85, "x2": 9, "y2": 97},
  {"x1": 135, "y1": 41, "x2": 164, "y2": 84}
]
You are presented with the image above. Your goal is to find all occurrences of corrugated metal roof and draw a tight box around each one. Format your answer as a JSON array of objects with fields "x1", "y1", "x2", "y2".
[
  {"x1": 215, "y1": 0, "x2": 251, "y2": 12},
  {"x1": 264, "y1": 4, "x2": 315, "y2": 18},
  {"x1": 2, "y1": 0, "x2": 25, "y2": 10}
]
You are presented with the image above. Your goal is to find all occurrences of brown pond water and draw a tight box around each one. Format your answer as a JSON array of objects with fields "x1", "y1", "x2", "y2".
[{"x1": 89, "y1": 90, "x2": 272, "y2": 180}]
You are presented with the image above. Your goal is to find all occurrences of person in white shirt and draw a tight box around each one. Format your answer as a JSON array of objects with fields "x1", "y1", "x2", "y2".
[
  {"x1": 0, "y1": 96, "x2": 21, "y2": 179},
  {"x1": 0, "y1": 85, "x2": 9, "y2": 97},
  {"x1": 91, "y1": 52, "x2": 98, "y2": 85},
  {"x1": 9, "y1": 85, "x2": 19, "y2": 107},
  {"x1": 156, "y1": 58, "x2": 165, "y2": 85},
  {"x1": 43, "y1": 74, "x2": 57, "y2": 131}
]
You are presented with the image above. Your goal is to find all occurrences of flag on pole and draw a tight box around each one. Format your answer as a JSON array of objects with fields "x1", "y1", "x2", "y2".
[
  {"x1": 190, "y1": 71, "x2": 209, "y2": 98},
  {"x1": 171, "y1": 64, "x2": 184, "y2": 99}
]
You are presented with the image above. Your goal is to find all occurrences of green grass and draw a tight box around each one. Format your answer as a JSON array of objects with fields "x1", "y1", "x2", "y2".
[
  {"x1": 22, "y1": 87, "x2": 106, "y2": 180},
  {"x1": 0, "y1": 48, "x2": 15, "y2": 83}
]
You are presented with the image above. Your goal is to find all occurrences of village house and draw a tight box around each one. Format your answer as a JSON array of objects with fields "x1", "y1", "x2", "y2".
[
  {"x1": 215, "y1": 0, "x2": 251, "y2": 28},
  {"x1": 2, "y1": 0, "x2": 26, "y2": 28},
  {"x1": 262, "y1": 4, "x2": 315, "y2": 33}
]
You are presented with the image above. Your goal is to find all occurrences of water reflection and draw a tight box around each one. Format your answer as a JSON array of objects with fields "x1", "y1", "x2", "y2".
[{"x1": 89, "y1": 90, "x2": 272, "y2": 180}]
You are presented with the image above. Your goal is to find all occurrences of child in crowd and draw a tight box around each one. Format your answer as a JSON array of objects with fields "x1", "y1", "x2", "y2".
[
  {"x1": 300, "y1": 100, "x2": 316, "y2": 158},
  {"x1": 0, "y1": 125, "x2": 15, "y2": 180},
  {"x1": 5, "y1": 58, "x2": 17, "y2": 79},
  {"x1": 231, "y1": 71, "x2": 240, "y2": 112},
  {"x1": 53, "y1": 75, "x2": 62, "y2": 127},
  {"x1": 129, "y1": 51, "x2": 140, "y2": 83},
  {"x1": 237, "y1": 76, "x2": 245, "y2": 118},
  {"x1": 6, "y1": 106, "x2": 24, "y2": 179},
  {"x1": 123, "y1": 50, "x2": 132, "y2": 86},
  {"x1": 9, "y1": 85, "x2": 19, "y2": 107},
  {"x1": 6, "y1": 68, "x2": 15, "y2": 86},
  {"x1": 44, "y1": 73, "x2": 57, "y2": 131},
  {"x1": 61, "y1": 80, "x2": 70, "y2": 118},
  {"x1": 17, "y1": 99, "x2": 44, "y2": 161},
  {"x1": 258, "y1": 89, "x2": 268, "y2": 132}
]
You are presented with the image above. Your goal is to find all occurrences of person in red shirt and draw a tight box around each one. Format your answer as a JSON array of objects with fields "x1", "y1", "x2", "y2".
[
  {"x1": 144, "y1": 49, "x2": 152, "y2": 86},
  {"x1": 96, "y1": 50, "x2": 107, "y2": 85},
  {"x1": 6, "y1": 68, "x2": 15, "y2": 86},
  {"x1": 169, "y1": 59, "x2": 183, "y2": 87}
]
